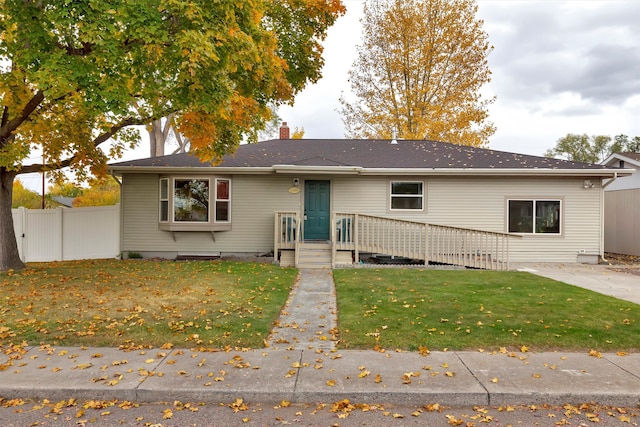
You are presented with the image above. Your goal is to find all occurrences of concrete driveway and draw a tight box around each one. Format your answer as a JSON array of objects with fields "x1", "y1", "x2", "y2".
[{"x1": 514, "y1": 262, "x2": 640, "y2": 305}]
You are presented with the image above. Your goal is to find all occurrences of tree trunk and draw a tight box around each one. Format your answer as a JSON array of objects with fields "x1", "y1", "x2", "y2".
[
  {"x1": 0, "y1": 168, "x2": 26, "y2": 271},
  {"x1": 151, "y1": 119, "x2": 165, "y2": 157}
]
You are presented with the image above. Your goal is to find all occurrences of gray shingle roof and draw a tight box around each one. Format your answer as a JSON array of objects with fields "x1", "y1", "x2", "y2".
[{"x1": 110, "y1": 139, "x2": 614, "y2": 170}]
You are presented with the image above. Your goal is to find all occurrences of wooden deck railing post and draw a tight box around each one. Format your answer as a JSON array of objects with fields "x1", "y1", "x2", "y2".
[
  {"x1": 274, "y1": 212, "x2": 280, "y2": 262},
  {"x1": 354, "y1": 214, "x2": 359, "y2": 264},
  {"x1": 331, "y1": 212, "x2": 336, "y2": 268}
]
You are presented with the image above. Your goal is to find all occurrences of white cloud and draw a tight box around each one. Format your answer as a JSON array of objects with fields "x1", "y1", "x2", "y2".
[{"x1": 280, "y1": 0, "x2": 640, "y2": 156}]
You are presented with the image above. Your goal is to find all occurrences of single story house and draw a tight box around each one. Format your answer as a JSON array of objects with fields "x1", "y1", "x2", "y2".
[
  {"x1": 601, "y1": 152, "x2": 640, "y2": 256},
  {"x1": 108, "y1": 129, "x2": 632, "y2": 269}
]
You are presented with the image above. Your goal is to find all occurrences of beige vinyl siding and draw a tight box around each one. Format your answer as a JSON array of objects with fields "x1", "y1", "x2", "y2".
[
  {"x1": 121, "y1": 174, "x2": 300, "y2": 255},
  {"x1": 428, "y1": 177, "x2": 601, "y2": 262},
  {"x1": 604, "y1": 188, "x2": 640, "y2": 256},
  {"x1": 122, "y1": 173, "x2": 602, "y2": 262},
  {"x1": 333, "y1": 175, "x2": 602, "y2": 263}
]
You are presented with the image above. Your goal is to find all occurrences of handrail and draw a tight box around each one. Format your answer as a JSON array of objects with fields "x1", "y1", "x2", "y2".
[
  {"x1": 276, "y1": 211, "x2": 519, "y2": 270},
  {"x1": 274, "y1": 212, "x2": 299, "y2": 264},
  {"x1": 332, "y1": 213, "x2": 519, "y2": 270}
]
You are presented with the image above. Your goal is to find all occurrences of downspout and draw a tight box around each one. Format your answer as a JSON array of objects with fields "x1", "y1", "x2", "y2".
[
  {"x1": 110, "y1": 173, "x2": 124, "y2": 259},
  {"x1": 601, "y1": 172, "x2": 618, "y2": 189},
  {"x1": 599, "y1": 173, "x2": 618, "y2": 263}
]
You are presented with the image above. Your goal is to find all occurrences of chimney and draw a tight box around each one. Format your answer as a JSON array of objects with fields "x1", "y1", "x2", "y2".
[{"x1": 279, "y1": 122, "x2": 290, "y2": 139}]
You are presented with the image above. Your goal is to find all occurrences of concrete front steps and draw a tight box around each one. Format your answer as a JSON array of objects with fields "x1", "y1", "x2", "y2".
[{"x1": 279, "y1": 241, "x2": 352, "y2": 269}]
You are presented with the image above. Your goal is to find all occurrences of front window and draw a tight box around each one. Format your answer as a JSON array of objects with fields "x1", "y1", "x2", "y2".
[
  {"x1": 390, "y1": 181, "x2": 423, "y2": 210},
  {"x1": 509, "y1": 199, "x2": 561, "y2": 234},
  {"x1": 174, "y1": 179, "x2": 210, "y2": 222},
  {"x1": 159, "y1": 176, "x2": 231, "y2": 231}
]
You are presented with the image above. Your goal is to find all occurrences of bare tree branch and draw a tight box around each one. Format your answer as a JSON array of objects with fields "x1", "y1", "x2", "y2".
[
  {"x1": 0, "y1": 90, "x2": 45, "y2": 143},
  {"x1": 18, "y1": 116, "x2": 149, "y2": 174}
]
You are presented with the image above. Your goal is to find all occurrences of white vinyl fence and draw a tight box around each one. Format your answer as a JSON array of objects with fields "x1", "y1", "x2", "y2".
[{"x1": 11, "y1": 205, "x2": 120, "y2": 263}]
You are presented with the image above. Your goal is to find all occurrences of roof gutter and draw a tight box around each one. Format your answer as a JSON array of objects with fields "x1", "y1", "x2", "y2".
[
  {"x1": 360, "y1": 168, "x2": 634, "y2": 178},
  {"x1": 272, "y1": 165, "x2": 363, "y2": 174},
  {"x1": 108, "y1": 166, "x2": 274, "y2": 175}
]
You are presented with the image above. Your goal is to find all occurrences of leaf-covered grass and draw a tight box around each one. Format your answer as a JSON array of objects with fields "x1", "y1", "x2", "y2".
[
  {"x1": 333, "y1": 268, "x2": 640, "y2": 352},
  {"x1": 0, "y1": 260, "x2": 295, "y2": 350}
]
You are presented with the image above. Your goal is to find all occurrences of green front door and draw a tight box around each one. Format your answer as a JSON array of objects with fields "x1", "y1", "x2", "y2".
[{"x1": 304, "y1": 180, "x2": 330, "y2": 240}]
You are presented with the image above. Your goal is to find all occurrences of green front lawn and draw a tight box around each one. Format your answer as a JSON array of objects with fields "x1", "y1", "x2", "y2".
[
  {"x1": 2, "y1": 261, "x2": 638, "y2": 352},
  {"x1": 0, "y1": 260, "x2": 295, "y2": 349},
  {"x1": 333, "y1": 268, "x2": 640, "y2": 352}
]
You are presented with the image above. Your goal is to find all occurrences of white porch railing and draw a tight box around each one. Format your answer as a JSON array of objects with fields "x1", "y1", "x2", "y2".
[
  {"x1": 274, "y1": 211, "x2": 519, "y2": 270},
  {"x1": 274, "y1": 211, "x2": 301, "y2": 266}
]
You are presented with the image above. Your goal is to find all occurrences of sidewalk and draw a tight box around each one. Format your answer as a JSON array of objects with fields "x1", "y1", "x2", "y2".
[
  {"x1": 1, "y1": 267, "x2": 639, "y2": 407},
  {"x1": 1, "y1": 345, "x2": 639, "y2": 406}
]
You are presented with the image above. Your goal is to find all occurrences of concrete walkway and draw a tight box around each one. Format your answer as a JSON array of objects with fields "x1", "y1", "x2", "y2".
[
  {"x1": 515, "y1": 262, "x2": 640, "y2": 305},
  {"x1": 267, "y1": 269, "x2": 338, "y2": 351},
  {"x1": 0, "y1": 266, "x2": 639, "y2": 407}
]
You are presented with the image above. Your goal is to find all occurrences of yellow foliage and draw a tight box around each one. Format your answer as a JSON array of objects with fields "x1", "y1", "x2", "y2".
[
  {"x1": 291, "y1": 127, "x2": 305, "y2": 139},
  {"x1": 1, "y1": 0, "x2": 345, "y2": 269},
  {"x1": 339, "y1": 0, "x2": 494, "y2": 147},
  {"x1": 11, "y1": 180, "x2": 41, "y2": 209}
]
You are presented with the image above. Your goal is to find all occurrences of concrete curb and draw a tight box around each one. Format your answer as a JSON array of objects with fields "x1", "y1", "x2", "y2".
[{"x1": 1, "y1": 346, "x2": 639, "y2": 407}]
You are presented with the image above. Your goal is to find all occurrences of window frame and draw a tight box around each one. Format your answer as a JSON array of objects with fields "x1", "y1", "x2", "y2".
[
  {"x1": 507, "y1": 198, "x2": 562, "y2": 235},
  {"x1": 389, "y1": 180, "x2": 425, "y2": 211},
  {"x1": 159, "y1": 176, "x2": 232, "y2": 231},
  {"x1": 214, "y1": 178, "x2": 231, "y2": 223},
  {"x1": 159, "y1": 178, "x2": 169, "y2": 222}
]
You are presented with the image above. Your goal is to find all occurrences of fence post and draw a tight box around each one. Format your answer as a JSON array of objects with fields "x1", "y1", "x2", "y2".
[
  {"x1": 56, "y1": 207, "x2": 64, "y2": 261},
  {"x1": 16, "y1": 207, "x2": 26, "y2": 262}
]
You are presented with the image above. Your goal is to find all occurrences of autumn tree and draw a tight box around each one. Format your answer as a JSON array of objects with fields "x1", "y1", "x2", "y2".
[
  {"x1": 339, "y1": 0, "x2": 494, "y2": 146},
  {"x1": 545, "y1": 133, "x2": 640, "y2": 164},
  {"x1": 11, "y1": 180, "x2": 40, "y2": 209},
  {"x1": 48, "y1": 182, "x2": 85, "y2": 199},
  {"x1": 0, "y1": 0, "x2": 345, "y2": 270},
  {"x1": 147, "y1": 114, "x2": 189, "y2": 158},
  {"x1": 73, "y1": 178, "x2": 119, "y2": 207},
  {"x1": 291, "y1": 127, "x2": 305, "y2": 139}
]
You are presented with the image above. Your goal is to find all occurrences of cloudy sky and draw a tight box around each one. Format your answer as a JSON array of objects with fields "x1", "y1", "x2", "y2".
[
  {"x1": 17, "y1": 0, "x2": 640, "y2": 191},
  {"x1": 279, "y1": 0, "x2": 640, "y2": 156}
]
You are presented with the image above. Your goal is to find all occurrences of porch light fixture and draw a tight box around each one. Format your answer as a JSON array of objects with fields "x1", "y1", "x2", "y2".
[
  {"x1": 288, "y1": 178, "x2": 301, "y2": 194},
  {"x1": 583, "y1": 180, "x2": 595, "y2": 189}
]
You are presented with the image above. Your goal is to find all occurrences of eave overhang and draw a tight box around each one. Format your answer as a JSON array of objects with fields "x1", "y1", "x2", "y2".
[
  {"x1": 108, "y1": 164, "x2": 634, "y2": 178},
  {"x1": 108, "y1": 166, "x2": 274, "y2": 175}
]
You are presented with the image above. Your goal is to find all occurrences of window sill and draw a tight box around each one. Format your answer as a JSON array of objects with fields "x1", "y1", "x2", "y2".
[
  {"x1": 510, "y1": 232, "x2": 563, "y2": 238},
  {"x1": 159, "y1": 223, "x2": 232, "y2": 232}
]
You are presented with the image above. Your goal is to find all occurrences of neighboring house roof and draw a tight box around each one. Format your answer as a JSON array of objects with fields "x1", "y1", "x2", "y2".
[
  {"x1": 51, "y1": 196, "x2": 75, "y2": 207},
  {"x1": 601, "y1": 152, "x2": 640, "y2": 169},
  {"x1": 110, "y1": 139, "x2": 632, "y2": 178}
]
